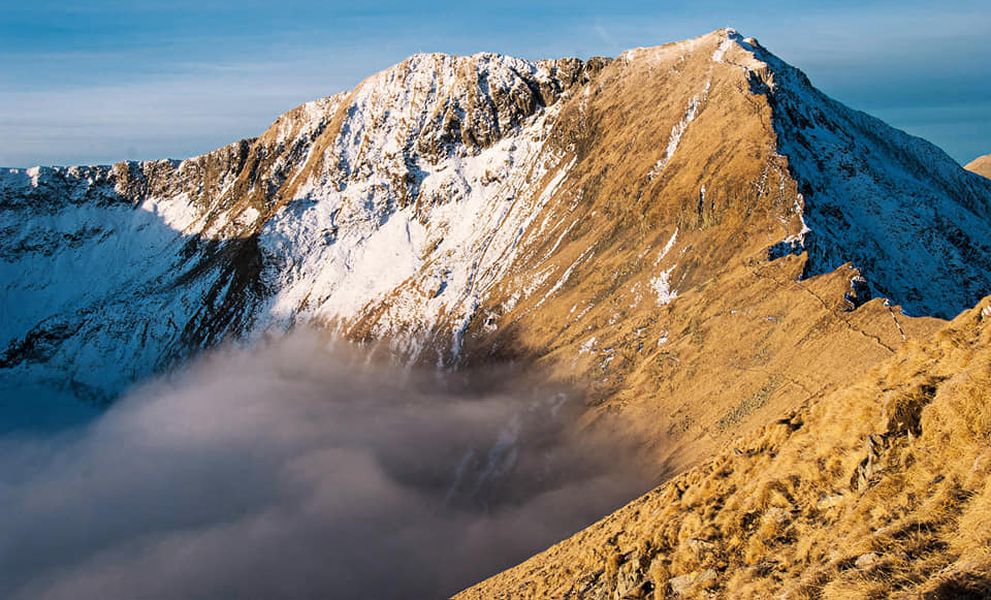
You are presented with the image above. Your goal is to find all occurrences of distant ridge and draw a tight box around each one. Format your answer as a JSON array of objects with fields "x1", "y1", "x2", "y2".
[{"x1": 966, "y1": 152, "x2": 991, "y2": 178}]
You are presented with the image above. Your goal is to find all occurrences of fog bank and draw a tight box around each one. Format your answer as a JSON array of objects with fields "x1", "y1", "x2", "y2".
[{"x1": 0, "y1": 330, "x2": 648, "y2": 599}]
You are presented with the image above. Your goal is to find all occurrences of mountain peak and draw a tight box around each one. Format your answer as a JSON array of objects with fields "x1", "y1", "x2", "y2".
[{"x1": 616, "y1": 27, "x2": 765, "y2": 68}]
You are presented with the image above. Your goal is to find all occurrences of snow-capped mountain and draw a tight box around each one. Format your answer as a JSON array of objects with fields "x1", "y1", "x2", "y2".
[
  {"x1": 1, "y1": 53, "x2": 606, "y2": 400},
  {"x1": 3, "y1": 28, "x2": 990, "y2": 420}
]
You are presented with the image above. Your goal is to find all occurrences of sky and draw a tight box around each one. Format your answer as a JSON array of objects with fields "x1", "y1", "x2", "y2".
[{"x1": 1, "y1": 0, "x2": 988, "y2": 167}]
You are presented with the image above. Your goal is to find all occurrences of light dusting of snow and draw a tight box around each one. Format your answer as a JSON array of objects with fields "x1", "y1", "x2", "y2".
[
  {"x1": 237, "y1": 206, "x2": 261, "y2": 227},
  {"x1": 628, "y1": 282, "x2": 643, "y2": 308},
  {"x1": 654, "y1": 228, "x2": 679, "y2": 265},
  {"x1": 778, "y1": 195, "x2": 810, "y2": 247},
  {"x1": 745, "y1": 32, "x2": 991, "y2": 317},
  {"x1": 573, "y1": 303, "x2": 594, "y2": 321},
  {"x1": 0, "y1": 50, "x2": 585, "y2": 397},
  {"x1": 0, "y1": 167, "x2": 227, "y2": 397},
  {"x1": 711, "y1": 30, "x2": 736, "y2": 63},
  {"x1": 536, "y1": 246, "x2": 594, "y2": 307},
  {"x1": 258, "y1": 58, "x2": 579, "y2": 365},
  {"x1": 647, "y1": 82, "x2": 710, "y2": 179}
]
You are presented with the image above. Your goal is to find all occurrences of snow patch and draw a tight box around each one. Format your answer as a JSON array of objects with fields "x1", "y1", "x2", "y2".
[
  {"x1": 648, "y1": 82, "x2": 710, "y2": 179},
  {"x1": 537, "y1": 247, "x2": 594, "y2": 307},
  {"x1": 650, "y1": 265, "x2": 678, "y2": 306},
  {"x1": 711, "y1": 30, "x2": 736, "y2": 63},
  {"x1": 654, "y1": 228, "x2": 679, "y2": 265}
]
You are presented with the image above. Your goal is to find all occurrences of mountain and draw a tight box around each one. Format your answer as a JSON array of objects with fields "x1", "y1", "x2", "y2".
[
  {"x1": 967, "y1": 153, "x2": 991, "y2": 179},
  {"x1": 3, "y1": 28, "x2": 991, "y2": 594},
  {"x1": 0, "y1": 53, "x2": 608, "y2": 402}
]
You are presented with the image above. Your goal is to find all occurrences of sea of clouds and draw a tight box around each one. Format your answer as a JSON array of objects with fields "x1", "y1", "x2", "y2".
[{"x1": 0, "y1": 330, "x2": 648, "y2": 599}]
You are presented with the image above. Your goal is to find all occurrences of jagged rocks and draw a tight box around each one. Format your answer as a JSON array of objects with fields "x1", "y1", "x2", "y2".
[
  {"x1": 850, "y1": 432, "x2": 889, "y2": 491},
  {"x1": 854, "y1": 552, "x2": 881, "y2": 569},
  {"x1": 844, "y1": 274, "x2": 872, "y2": 310}
]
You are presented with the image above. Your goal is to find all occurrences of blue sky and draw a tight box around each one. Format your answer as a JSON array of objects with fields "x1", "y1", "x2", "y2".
[{"x1": 1, "y1": 1, "x2": 988, "y2": 167}]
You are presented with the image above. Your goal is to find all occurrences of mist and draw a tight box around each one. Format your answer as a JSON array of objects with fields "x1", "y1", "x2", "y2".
[{"x1": 0, "y1": 330, "x2": 649, "y2": 599}]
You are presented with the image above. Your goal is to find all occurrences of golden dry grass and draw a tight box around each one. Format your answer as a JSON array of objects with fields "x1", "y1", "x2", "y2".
[{"x1": 457, "y1": 299, "x2": 991, "y2": 599}]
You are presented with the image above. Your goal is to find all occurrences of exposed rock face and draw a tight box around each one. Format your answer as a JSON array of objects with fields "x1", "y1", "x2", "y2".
[{"x1": 966, "y1": 153, "x2": 991, "y2": 179}]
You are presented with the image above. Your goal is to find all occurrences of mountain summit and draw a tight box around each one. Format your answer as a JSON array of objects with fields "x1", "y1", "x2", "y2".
[{"x1": 3, "y1": 28, "x2": 991, "y2": 596}]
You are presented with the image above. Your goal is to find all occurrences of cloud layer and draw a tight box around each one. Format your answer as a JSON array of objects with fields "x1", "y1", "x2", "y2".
[{"x1": 0, "y1": 331, "x2": 648, "y2": 599}]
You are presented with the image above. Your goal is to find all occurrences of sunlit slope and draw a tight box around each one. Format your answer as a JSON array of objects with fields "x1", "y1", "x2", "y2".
[{"x1": 460, "y1": 297, "x2": 991, "y2": 598}]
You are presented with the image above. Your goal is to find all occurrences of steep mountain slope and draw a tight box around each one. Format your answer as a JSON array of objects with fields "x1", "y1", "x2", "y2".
[
  {"x1": 967, "y1": 153, "x2": 991, "y2": 179},
  {"x1": 459, "y1": 298, "x2": 991, "y2": 599},
  {"x1": 1, "y1": 54, "x2": 606, "y2": 400},
  {"x1": 752, "y1": 39, "x2": 991, "y2": 318},
  {"x1": 0, "y1": 157, "x2": 269, "y2": 401}
]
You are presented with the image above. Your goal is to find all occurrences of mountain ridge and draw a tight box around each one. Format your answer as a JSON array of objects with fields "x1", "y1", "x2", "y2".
[
  {"x1": 967, "y1": 153, "x2": 991, "y2": 179},
  {"x1": 459, "y1": 296, "x2": 991, "y2": 598}
]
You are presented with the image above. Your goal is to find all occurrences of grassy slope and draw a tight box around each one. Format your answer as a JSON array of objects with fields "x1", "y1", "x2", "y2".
[{"x1": 459, "y1": 298, "x2": 991, "y2": 599}]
